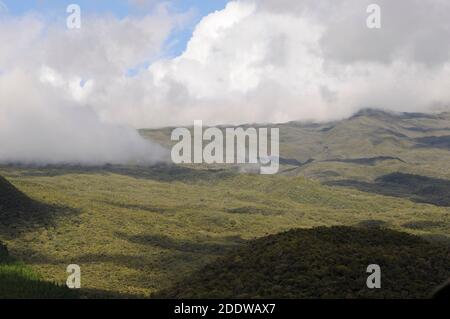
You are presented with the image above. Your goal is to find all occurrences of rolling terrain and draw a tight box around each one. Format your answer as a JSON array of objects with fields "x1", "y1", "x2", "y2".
[
  {"x1": 0, "y1": 109, "x2": 450, "y2": 298},
  {"x1": 142, "y1": 109, "x2": 450, "y2": 205},
  {"x1": 156, "y1": 226, "x2": 450, "y2": 299},
  {"x1": 0, "y1": 240, "x2": 76, "y2": 299}
]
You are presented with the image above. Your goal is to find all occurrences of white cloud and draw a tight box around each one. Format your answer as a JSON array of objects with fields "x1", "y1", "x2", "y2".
[
  {"x1": 0, "y1": 8, "x2": 175, "y2": 165},
  {"x1": 2, "y1": 0, "x2": 450, "y2": 164},
  {"x1": 137, "y1": 0, "x2": 450, "y2": 127}
]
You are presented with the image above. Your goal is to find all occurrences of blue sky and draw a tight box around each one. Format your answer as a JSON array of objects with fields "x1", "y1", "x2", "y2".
[{"x1": 0, "y1": 0, "x2": 230, "y2": 56}]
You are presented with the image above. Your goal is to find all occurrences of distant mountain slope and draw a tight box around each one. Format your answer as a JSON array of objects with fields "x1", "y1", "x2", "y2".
[
  {"x1": 155, "y1": 226, "x2": 450, "y2": 299},
  {"x1": 279, "y1": 109, "x2": 450, "y2": 172},
  {"x1": 328, "y1": 172, "x2": 450, "y2": 207},
  {"x1": 140, "y1": 109, "x2": 450, "y2": 204},
  {"x1": 140, "y1": 110, "x2": 450, "y2": 178}
]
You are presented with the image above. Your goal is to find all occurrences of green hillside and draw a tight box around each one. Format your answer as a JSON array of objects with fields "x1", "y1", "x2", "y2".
[
  {"x1": 156, "y1": 226, "x2": 450, "y2": 299},
  {"x1": 0, "y1": 241, "x2": 76, "y2": 299},
  {"x1": 141, "y1": 109, "x2": 450, "y2": 210},
  {"x1": 0, "y1": 177, "x2": 77, "y2": 298},
  {"x1": 0, "y1": 109, "x2": 449, "y2": 298},
  {"x1": 0, "y1": 164, "x2": 449, "y2": 297},
  {"x1": 141, "y1": 109, "x2": 450, "y2": 186}
]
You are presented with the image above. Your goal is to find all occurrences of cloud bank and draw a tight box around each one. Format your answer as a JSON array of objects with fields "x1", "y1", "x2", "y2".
[
  {"x1": 145, "y1": 0, "x2": 450, "y2": 126},
  {"x1": 0, "y1": 6, "x2": 175, "y2": 165},
  {"x1": 1, "y1": 0, "x2": 450, "y2": 164}
]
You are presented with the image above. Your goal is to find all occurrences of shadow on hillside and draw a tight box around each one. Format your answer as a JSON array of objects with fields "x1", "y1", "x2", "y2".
[
  {"x1": 355, "y1": 220, "x2": 450, "y2": 245},
  {"x1": 154, "y1": 226, "x2": 450, "y2": 299},
  {"x1": 116, "y1": 232, "x2": 246, "y2": 255},
  {"x1": 0, "y1": 176, "x2": 79, "y2": 238},
  {"x1": 414, "y1": 135, "x2": 450, "y2": 150},
  {"x1": 71, "y1": 234, "x2": 247, "y2": 294},
  {"x1": 327, "y1": 172, "x2": 450, "y2": 206},
  {"x1": 323, "y1": 156, "x2": 405, "y2": 166},
  {"x1": 1, "y1": 163, "x2": 236, "y2": 183},
  {"x1": 101, "y1": 201, "x2": 177, "y2": 215}
]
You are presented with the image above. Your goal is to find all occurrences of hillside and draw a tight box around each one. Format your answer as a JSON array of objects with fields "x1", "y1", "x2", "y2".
[
  {"x1": 0, "y1": 165, "x2": 449, "y2": 297},
  {"x1": 141, "y1": 109, "x2": 450, "y2": 206},
  {"x1": 0, "y1": 178, "x2": 77, "y2": 298},
  {"x1": 156, "y1": 226, "x2": 450, "y2": 299},
  {"x1": 0, "y1": 175, "x2": 72, "y2": 238},
  {"x1": 281, "y1": 110, "x2": 450, "y2": 200},
  {"x1": 0, "y1": 241, "x2": 76, "y2": 299},
  {"x1": 0, "y1": 175, "x2": 42, "y2": 214},
  {"x1": 0, "y1": 109, "x2": 449, "y2": 298}
]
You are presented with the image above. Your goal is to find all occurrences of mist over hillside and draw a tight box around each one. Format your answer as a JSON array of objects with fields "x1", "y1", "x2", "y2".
[{"x1": 2, "y1": 0, "x2": 450, "y2": 166}]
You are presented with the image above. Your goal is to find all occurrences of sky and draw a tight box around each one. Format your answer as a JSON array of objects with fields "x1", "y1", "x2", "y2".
[
  {"x1": 1, "y1": 0, "x2": 450, "y2": 165},
  {"x1": 0, "y1": 0, "x2": 230, "y2": 56}
]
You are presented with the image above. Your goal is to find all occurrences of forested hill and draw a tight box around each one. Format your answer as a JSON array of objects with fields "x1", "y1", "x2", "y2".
[{"x1": 156, "y1": 226, "x2": 450, "y2": 299}]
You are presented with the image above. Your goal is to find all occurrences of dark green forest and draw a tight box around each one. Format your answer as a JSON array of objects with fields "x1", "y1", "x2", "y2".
[{"x1": 156, "y1": 226, "x2": 450, "y2": 299}]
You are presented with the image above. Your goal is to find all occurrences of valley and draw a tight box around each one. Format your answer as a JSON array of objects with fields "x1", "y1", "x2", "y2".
[{"x1": 1, "y1": 109, "x2": 450, "y2": 298}]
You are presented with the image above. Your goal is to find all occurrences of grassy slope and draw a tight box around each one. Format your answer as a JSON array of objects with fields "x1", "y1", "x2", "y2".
[
  {"x1": 142, "y1": 110, "x2": 450, "y2": 209},
  {"x1": 0, "y1": 242, "x2": 76, "y2": 299},
  {"x1": 0, "y1": 165, "x2": 449, "y2": 297},
  {"x1": 282, "y1": 110, "x2": 450, "y2": 181},
  {"x1": 156, "y1": 226, "x2": 450, "y2": 299},
  {"x1": 1, "y1": 109, "x2": 450, "y2": 298},
  {"x1": 141, "y1": 109, "x2": 450, "y2": 183}
]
